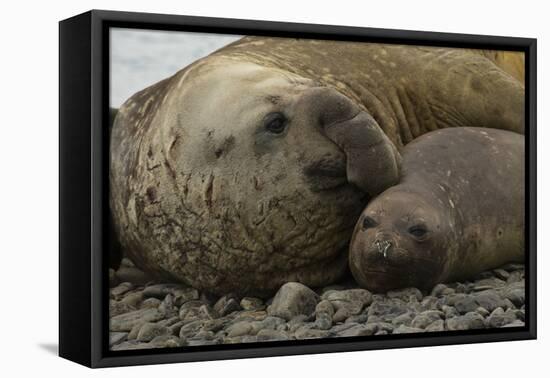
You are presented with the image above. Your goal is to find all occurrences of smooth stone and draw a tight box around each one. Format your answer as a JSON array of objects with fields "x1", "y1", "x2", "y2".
[
  {"x1": 337, "y1": 324, "x2": 375, "y2": 337},
  {"x1": 500, "y1": 282, "x2": 525, "y2": 307},
  {"x1": 109, "y1": 332, "x2": 128, "y2": 346},
  {"x1": 110, "y1": 308, "x2": 164, "y2": 332},
  {"x1": 109, "y1": 300, "x2": 135, "y2": 317},
  {"x1": 178, "y1": 300, "x2": 205, "y2": 321},
  {"x1": 111, "y1": 282, "x2": 133, "y2": 297},
  {"x1": 149, "y1": 335, "x2": 183, "y2": 348},
  {"x1": 127, "y1": 322, "x2": 144, "y2": 340},
  {"x1": 473, "y1": 277, "x2": 506, "y2": 291},
  {"x1": 474, "y1": 290, "x2": 509, "y2": 312},
  {"x1": 330, "y1": 323, "x2": 359, "y2": 333},
  {"x1": 140, "y1": 297, "x2": 162, "y2": 309},
  {"x1": 136, "y1": 322, "x2": 171, "y2": 342},
  {"x1": 267, "y1": 282, "x2": 319, "y2": 321},
  {"x1": 393, "y1": 325, "x2": 424, "y2": 334},
  {"x1": 476, "y1": 307, "x2": 490, "y2": 317},
  {"x1": 256, "y1": 329, "x2": 290, "y2": 341},
  {"x1": 214, "y1": 295, "x2": 241, "y2": 317},
  {"x1": 187, "y1": 338, "x2": 220, "y2": 346},
  {"x1": 507, "y1": 270, "x2": 524, "y2": 284},
  {"x1": 157, "y1": 316, "x2": 180, "y2": 328},
  {"x1": 487, "y1": 307, "x2": 517, "y2": 328},
  {"x1": 110, "y1": 341, "x2": 151, "y2": 351},
  {"x1": 322, "y1": 289, "x2": 373, "y2": 315},
  {"x1": 202, "y1": 318, "x2": 229, "y2": 333},
  {"x1": 454, "y1": 296, "x2": 479, "y2": 314},
  {"x1": 294, "y1": 326, "x2": 330, "y2": 340},
  {"x1": 159, "y1": 294, "x2": 178, "y2": 318},
  {"x1": 240, "y1": 297, "x2": 264, "y2": 311},
  {"x1": 501, "y1": 320, "x2": 525, "y2": 328},
  {"x1": 500, "y1": 263, "x2": 524, "y2": 271},
  {"x1": 120, "y1": 291, "x2": 143, "y2": 308},
  {"x1": 173, "y1": 288, "x2": 200, "y2": 307},
  {"x1": 168, "y1": 321, "x2": 185, "y2": 336},
  {"x1": 115, "y1": 266, "x2": 151, "y2": 286},
  {"x1": 121, "y1": 257, "x2": 135, "y2": 267},
  {"x1": 425, "y1": 319, "x2": 445, "y2": 332},
  {"x1": 315, "y1": 300, "x2": 335, "y2": 317},
  {"x1": 430, "y1": 284, "x2": 449, "y2": 297},
  {"x1": 366, "y1": 300, "x2": 408, "y2": 320},
  {"x1": 231, "y1": 310, "x2": 268, "y2": 323},
  {"x1": 198, "y1": 304, "x2": 217, "y2": 320},
  {"x1": 391, "y1": 312, "x2": 415, "y2": 327},
  {"x1": 345, "y1": 314, "x2": 368, "y2": 324},
  {"x1": 315, "y1": 313, "x2": 333, "y2": 330},
  {"x1": 387, "y1": 287, "x2": 423, "y2": 302},
  {"x1": 143, "y1": 284, "x2": 186, "y2": 299},
  {"x1": 226, "y1": 322, "x2": 253, "y2": 337},
  {"x1": 179, "y1": 320, "x2": 206, "y2": 338},
  {"x1": 441, "y1": 305, "x2": 459, "y2": 319},
  {"x1": 333, "y1": 307, "x2": 351, "y2": 323},
  {"x1": 493, "y1": 269, "x2": 510, "y2": 280},
  {"x1": 411, "y1": 311, "x2": 443, "y2": 329},
  {"x1": 446, "y1": 312, "x2": 485, "y2": 331}
]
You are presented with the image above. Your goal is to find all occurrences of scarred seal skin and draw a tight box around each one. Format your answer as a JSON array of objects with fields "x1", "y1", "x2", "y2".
[
  {"x1": 349, "y1": 127, "x2": 524, "y2": 293},
  {"x1": 110, "y1": 36, "x2": 525, "y2": 296}
]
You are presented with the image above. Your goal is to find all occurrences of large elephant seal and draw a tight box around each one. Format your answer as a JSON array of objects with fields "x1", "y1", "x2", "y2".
[
  {"x1": 349, "y1": 127, "x2": 524, "y2": 293},
  {"x1": 111, "y1": 36, "x2": 525, "y2": 295}
]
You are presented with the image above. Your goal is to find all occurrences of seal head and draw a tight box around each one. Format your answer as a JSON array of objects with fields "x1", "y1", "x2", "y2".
[{"x1": 349, "y1": 189, "x2": 451, "y2": 292}]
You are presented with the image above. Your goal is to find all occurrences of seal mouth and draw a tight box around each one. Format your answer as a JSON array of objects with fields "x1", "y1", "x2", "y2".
[{"x1": 303, "y1": 158, "x2": 349, "y2": 192}]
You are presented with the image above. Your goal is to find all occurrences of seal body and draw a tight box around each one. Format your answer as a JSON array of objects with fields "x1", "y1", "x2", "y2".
[
  {"x1": 349, "y1": 127, "x2": 524, "y2": 292},
  {"x1": 111, "y1": 36, "x2": 525, "y2": 295}
]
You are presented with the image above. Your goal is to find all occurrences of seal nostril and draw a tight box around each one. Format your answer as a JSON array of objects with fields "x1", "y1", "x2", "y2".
[{"x1": 374, "y1": 239, "x2": 392, "y2": 259}]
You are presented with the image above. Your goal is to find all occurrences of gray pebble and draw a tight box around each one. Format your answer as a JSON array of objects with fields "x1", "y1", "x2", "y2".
[
  {"x1": 268, "y1": 282, "x2": 319, "y2": 321},
  {"x1": 392, "y1": 312, "x2": 415, "y2": 327},
  {"x1": 137, "y1": 322, "x2": 171, "y2": 342},
  {"x1": 115, "y1": 266, "x2": 151, "y2": 286},
  {"x1": 446, "y1": 312, "x2": 485, "y2": 331},
  {"x1": 425, "y1": 319, "x2": 445, "y2": 332},
  {"x1": 256, "y1": 329, "x2": 289, "y2": 341},
  {"x1": 387, "y1": 287, "x2": 423, "y2": 302},
  {"x1": 393, "y1": 325, "x2": 424, "y2": 334},
  {"x1": 111, "y1": 282, "x2": 133, "y2": 298},
  {"x1": 337, "y1": 324, "x2": 375, "y2": 337},
  {"x1": 110, "y1": 308, "x2": 164, "y2": 332},
  {"x1": 226, "y1": 321, "x2": 253, "y2": 337},
  {"x1": 322, "y1": 288, "x2": 373, "y2": 315},
  {"x1": 240, "y1": 297, "x2": 264, "y2": 311},
  {"x1": 173, "y1": 288, "x2": 200, "y2": 307},
  {"x1": 487, "y1": 307, "x2": 517, "y2": 328},
  {"x1": 141, "y1": 297, "x2": 162, "y2": 309},
  {"x1": 109, "y1": 332, "x2": 128, "y2": 346},
  {"x1": 214, "y1": 295, "x2": 241, "y2": 317},
  {"x1": 411, "y1": 311, "x2": 443, "y2": 329}
]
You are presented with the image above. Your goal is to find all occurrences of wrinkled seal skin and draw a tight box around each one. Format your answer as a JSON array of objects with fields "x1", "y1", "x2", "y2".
[
  {"x1": 349, "y1": 128, "x2": 524, "y2": 293},
  {"x1": 111, "y1": 36, "x2": 525, "y2": 295}
]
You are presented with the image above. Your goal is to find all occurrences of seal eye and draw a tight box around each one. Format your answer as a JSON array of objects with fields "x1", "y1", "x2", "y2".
[
  {"x1": 408, "y1": 225, "x2": 428, "y2": 239},
  {"x1": 362, "y1": 216, "x2": 377, "y2": 229},
  {"x1": 264, "y1": 112, "x2": 287, "y2": 134}
]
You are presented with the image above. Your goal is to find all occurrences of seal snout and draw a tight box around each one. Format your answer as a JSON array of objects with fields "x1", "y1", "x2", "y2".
[{"x1": 374, "y1": 239, "x2": 392, "y2": 259}]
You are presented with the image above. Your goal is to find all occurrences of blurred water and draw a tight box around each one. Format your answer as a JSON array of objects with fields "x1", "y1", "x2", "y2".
[{"x1": 110, "y1": 28, "x2": 242, "y2": 107}]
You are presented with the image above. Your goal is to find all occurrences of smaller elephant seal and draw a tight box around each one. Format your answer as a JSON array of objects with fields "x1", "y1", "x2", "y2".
[{"x1": 349, "y1": 127, "x2": 524, "y2": 293}]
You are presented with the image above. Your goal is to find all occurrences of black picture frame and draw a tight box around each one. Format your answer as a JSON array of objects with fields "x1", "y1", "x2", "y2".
[{"x1": 59, "y1": 9, "x2": 537, "y2": 368}]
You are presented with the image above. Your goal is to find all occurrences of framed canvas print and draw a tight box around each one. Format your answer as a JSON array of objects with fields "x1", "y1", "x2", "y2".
[{"x1": 59, "y1": 10, "x2": 537, "y2": 368}]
